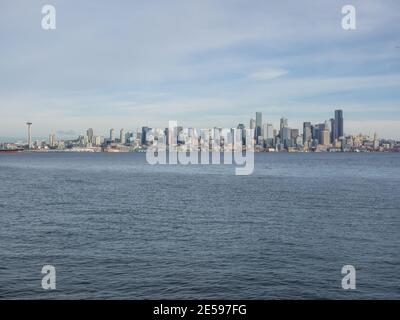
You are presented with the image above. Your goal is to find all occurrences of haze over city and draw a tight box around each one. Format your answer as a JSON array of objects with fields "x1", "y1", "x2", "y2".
[{"x1": 1, "y1": 0, "x2": 400, "y2": 139}]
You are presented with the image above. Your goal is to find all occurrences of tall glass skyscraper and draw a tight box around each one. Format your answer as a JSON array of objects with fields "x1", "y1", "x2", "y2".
[
  {"x1": 330, "y1": 118, "x2": 335, "y2": 143},
  {"x1": 141, "y1": 127, "x2": 149, "y2": 145},
  {"x1": 237, "y1": 123, "x2": 246, "y2": 145},
  {"x1": 280, "y1": 117, "x2": 288, "y2": 139},
  {"x1": 303, "y1": 122, "x2": 312, "y2": 144},
  {"x1": 255, "y1": 112, "x2": 262, "y2": 141},
  {"x1": 334, "y1": 109, "x2": 344, "y2": 139}
]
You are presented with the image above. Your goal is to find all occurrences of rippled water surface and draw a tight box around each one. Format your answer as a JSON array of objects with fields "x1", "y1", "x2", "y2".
[{"x1": 0, "y1": 152, "x2": 399, "y2": 299}]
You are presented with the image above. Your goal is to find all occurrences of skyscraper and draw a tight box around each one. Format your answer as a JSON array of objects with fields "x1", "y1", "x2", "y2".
[
  {"x1": 321, "y1": 128, "x2": 330, "y2": 146},
  {"x1": 110, "y1": 128, "x2": 115, "y2": 142},
  {"x1": 26, "y1": 122, "x2": 32, "y2": 149},
  {"x1": 250, "y1": 118, "x2": 255, "y2": 130},
  {"x1": 262, "y1": 123, "x2": 268, "y2": 140},
  {"x1": 330, "y1": 118, "x2": 336, "y2": 143},
  {"x1": 267, "y1": 123, "x2": 273, "y2": 139},
  {"x1": 94, "y1": 136, "x2": 102, "y2": 146},
  {"x1": 373, "y1": 132, "x2": 379, "y2": 150},
  {"x1": 255, "y1": 112, "x2": 262, "y2": 141},
  {"x1": 280, "y1": 117, "x2": 288, "y2": 138},
  {"x1": 237, "y1": 123, "x2": 246, "y2": 146},
  {"x1": 141, "y1": 127, "x2": 150, "y2": 146},
  {"x1": 164, "y1": 128, "x2": 169, "y2": 146},
  {"x1": 120, "y1": 129, "x2": 125, "y2": 144},
  {"x1": 311, "y1": 124, "x2": 319, "y2": 144},
  {"x1": 87, "y1": 128, "x2": 94, "y2": 144},
  {"x1": 282, "y1": 127, "x2": 291, "y2": 147},
  {"x1": 324, "y1": 119, "x2": 331, "y2": 131},
  {"x1": 303, "y1": 122, "x2": 312, "y2": 144},
  {"x1": 334, "y1": 109, "x2": 344, "y2": 140},
  {"x1": 291, "y1": 129, "x2": 299, "y2": 141},
  {"x1": 49, "y1": 134, "x2": 56, "y2": 148},
  {"x1": 318, "y1": 122, "x2": 328, "y2": 143},
  {"x1": 266, "y1": 123, "x2": 274, "y2": 147}
]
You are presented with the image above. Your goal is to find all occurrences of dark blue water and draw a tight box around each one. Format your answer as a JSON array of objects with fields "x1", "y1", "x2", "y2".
[{"x1": 0, "y1": 152, "x2": 399, "y2": 299}]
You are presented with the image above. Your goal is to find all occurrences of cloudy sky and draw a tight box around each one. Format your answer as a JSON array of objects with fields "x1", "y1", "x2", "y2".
[{"x1": 1, "y1": 0, "x2": 399, "y2": 139}]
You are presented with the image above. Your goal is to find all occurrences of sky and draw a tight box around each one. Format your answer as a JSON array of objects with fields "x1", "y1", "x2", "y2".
[{"x1": 0, "y1": 0, "x2": 400, "y2": 140}]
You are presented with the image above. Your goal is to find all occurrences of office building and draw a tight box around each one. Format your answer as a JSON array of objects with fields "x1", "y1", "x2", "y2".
[
  {"x1": 280, "y1": 117, "x2": 288, "y2": 139},
  {"x1": 334, "y1": 109, "x2": 344, "y2": 139},
  {"x1": 49, "y1": 134, "x2": 56, "y2": 148},
  {"x1": 237, "y1": 123, "x2": 246, "y2": 145},
  {"x1": 303, "y1": 122, "x2": 312, "y2": 144},
  {"x1": 110, "y1": 128, "x2": 115, "y2": 142},
  {"x1": 120, "y1": 129, "x2": 125, "y2": 144},
  {"x1": 141, "y1": 127, "x2": 150, "y2": 146},
  {"x1": 250, "y1": 118, "x2": 256, "y2": 130},
  {"x1": 266, "y1": 123, "x2": 273, "y2": 139},
  {"x1": 282, "y1": 127, "x2": 291, "y2": 147},
  {"x1": 330, "y1": 118, "x2": 335, "y2": 143},
  {"x1": 256, "y1": 112, "x2": 262, "y2": 142},
  {"x1": 291, "y1": 129, "x2": 299, "y2": 140},
  {"x1": 26, "y1": 122, "x2": 32, "y2": 149},
  {"x1": 262, "y1": 123, "x2": 268, "y2": 140},
  {"x1": 87, "y1": 128, "x2": 94, "y2": 144},
  {"x1": 321, "y1": 128, "x2": 330, "y2": 146}
]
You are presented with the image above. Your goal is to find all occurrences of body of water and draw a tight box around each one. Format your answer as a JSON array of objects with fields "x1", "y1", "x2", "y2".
[{"x1": 0, "y1": 152, "x2": 399, "y2": 299}]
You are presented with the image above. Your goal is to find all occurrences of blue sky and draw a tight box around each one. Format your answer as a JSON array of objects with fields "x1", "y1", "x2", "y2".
[{"x1": 1, "y1": 0, "x2": 400, "y2": 139}]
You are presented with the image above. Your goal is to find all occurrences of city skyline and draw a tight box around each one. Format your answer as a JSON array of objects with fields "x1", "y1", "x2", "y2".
[
  {"x1": 1, "y1": 1, "x2": 400, "y2": 139},
  {"x1": 2, "y1": 109, "x2": 399, "y2": 153},
  {"x1": 2, "y1": 108, "x2": 400, "y2": 143}
]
